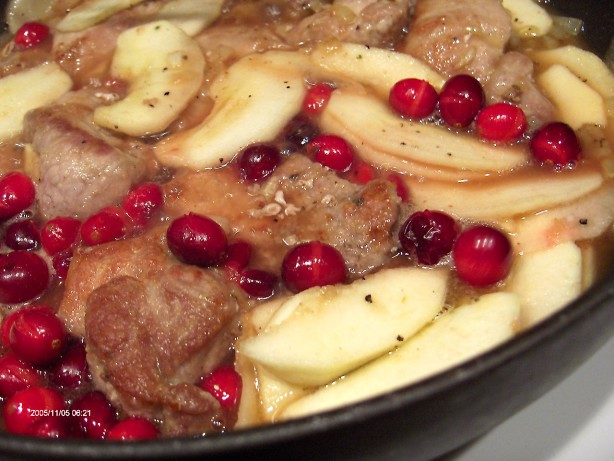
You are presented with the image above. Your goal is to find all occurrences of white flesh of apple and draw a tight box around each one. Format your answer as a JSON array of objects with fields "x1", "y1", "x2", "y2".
[
  {"x1": 0, "y1": 62, "x2": 72, "y2": 141},
  {"x1": 155, "y1": 0, "x2": 224, "y2": 36},
  {"x1": 502, "y1": 0, "x2": 553, "y2": 37},
  {"x1": 154, "y1": 51, "x2": 308, "y2": 170},
  {"x1": 320, "y1": 90, "x2": 529, "y2": 176},
  {"x1": 56, "y1": 0, "x2": 147, "y2": 32},
  {"x1": 238, "y1": 267, "x2": 448, "y2": 387},
  {"x1": 93, "y1": 20, "x2": 204, "y2": 137},
  {"x1": 279, "y1": 292, "x2": 520, "y2": 420},
  {"x1": 508, "y1": 241, "x2": 582, "y2": 328},
  {"x1": 309, "y1": 42, "x2": 445, "y2": 96}
]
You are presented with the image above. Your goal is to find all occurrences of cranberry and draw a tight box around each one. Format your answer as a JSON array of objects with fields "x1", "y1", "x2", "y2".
[
  {"x1": 9, "y1": 305, "x2": 66, "y2": 366},
  {"x1": 399, "y1": 210, "x2": 459, "y2": 265},
  {"x1": 239, "y1": 269, "x2": 277, "y2": 298},
  {"x1": 107, "y1": 417, "x2": 159, "y2": 441},
  {"x1": 439, "y1": 74, "x2": 484, "y2": 128},
  {"x1": 70, "y1": 391, "x2": 117, "y2": 439},
  {"x1": 49, "y1": 340, "x2": 90, "y2": 388},
  {"x1": 282, "y1": 241, "x2": 346, "y2": 293},
  {"x1": 14, "y1": 22, "x2": 50, "y2": 49},
  {"x1": 0, "y1": 172, "x2": 36, "y2": 221},
  {"x1": 283, "y1": 115, "x2": 320, "y2": 152},
  {"x1": 3, "y1": 386, "x2": 67, "y2": 437},
  {"x1": 475, "y1": 103, "x2": 527, "y2": 142},
  {"x1": 167, "y1": 213, "x2": 228, "y2": 267},
  {"x1": 121, "y1": 182, "x2": 164, "y2": 226},
  {"x1": 52, "y1": 250, "x2": 73, "y2": 280},
  {"x1": 41, "y1": 216, "x2": 81, "y2": 256},
  {"x1": 32, "y1": 417, "x2": 67, "y2": 439},
  {"x1": 389, "y1": 78, "x2": 438, "y2": 119},
  {"x1": 1, "y1": 305, "x2": 49, "y2": 348},
  {"x1": 81, "y1": 207, "x2": 128, "y2": 246},
  {"x1": 222, "y1": 240, "x2": 252, "y2": 282},
  {"x1": 307, "y1": 134, "x2": 355, "y2": 172},
  {"x1": 303, "y1": 82, "x2": 334, "y2": 116},
  {"x1": 347, "y1": 161, "x2": 376, "y2": 184},
  {"x1": 238, "y1": 144, "x2": 281, "y2": 182},
  {"x1": 0, "y1": 354, "x2": 42, "y2": 398},
  {"x1": 386, "y1": 173, "x2": 410, "y2": 202},
  {"x1": 0, "y1": 251, "x2": 49, "y2": 304},
  {"x1": 530, "y1": 122, "x2": 581, "y2": 169},
  {"x1": 453, "y1": 225, "x2": 512, "y2": 286},
  {"x1": 199, "y1": 365, "x2": 242, "y2": 410},
  {"x1": 5, "y1": 219, "x2": 41, "y2": 251}
]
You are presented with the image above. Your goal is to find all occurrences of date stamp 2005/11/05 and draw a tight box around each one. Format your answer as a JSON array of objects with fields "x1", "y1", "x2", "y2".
[{"x1": 27, "y1": 409, "x2": 91, "y2": 418}]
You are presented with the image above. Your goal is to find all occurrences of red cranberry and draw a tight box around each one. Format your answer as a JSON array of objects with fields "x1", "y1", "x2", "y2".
[
  {"x1": 222, "y1": 240, "x2": 252, "y2": 283},
  {"x1": 167, "y1": 213, "x2": 228, "y2": 267},
  {"x1": 399, "y1": 210, "x2": 459, "y2": 265},
  {"x1": 303, "y1": 82, "x2": 334, "y2": 116},
  {"x1": 121, "y1": 182, "x2": 164, "y2": 226},
  {"x1": 282, "y1": 241, "x2": 346, "y2": 293},
  {"x1": 453, "y1": 225, "x2": 512, "y2": 286},
  {"x1": 4, "y1": 219, "x2": 41, "y2": 251},
  {"x1": 239, "y1": 269, "x2": 277, "y2": 299},
  {"x1": 0, "y1": 354, "x2": 42, "y2": 398},
  {"x1": 14, "y1": 22, "x2": 50, "y2": 49},
  {"x1": 70, "y1": 391, "x2": 117, "y2": 439},
  {"x1": 0, "y1": 251, "x2": 49, "y2": 304},
  {"x1": 238, "y1": 144, "x2": 281, "y2": 182},
  {"x1": 530, "y1": 122, "x2": 581, "y2": 169},
  {"x1": 3, "y1": 386, "x2": 67, "y2": 437},
  {"x1": 41, "y1": 217, "x2": 81, "y2": 256},
  {"x1": 199, "y1": 365, "x2": 242, "y2": 410},
  {"x1": 386, "y1": 173, "x2": 410, "y2": 202},
  {"x1": 307, "y1": 134, "x2": 355, "y2": 172},
  {"x1": 31, "y1": 417, "x2": 68, "y2": 439},
  {"x1": 282, "y1": 115, "x2": 320, "y2": 152},
  {"x1": 52, "y1": 250, "x2": 73, "y2": 280},
  {"x1": 49, "y1": 340, "x2": 90, "y2": 388},
  {"x1": 389, "y1": 78, "x2": 438, "y2": 119},
  {"x1": 439, "y1": 74, "x2": 485, "y2": 128},
  {"x1": 475, "y1": 103, "x2": 527, "y2": 142},
  {"x1": 9, "y1": 305, "x2": 66, "y2": 366},
  {"x1": 81, "y1": 207, "x2": 129, "y2": 246},
  {"x1": 0, "y1": 172, "x2": 36, "y2": 221},
  {"x1": 107, "y1": 417, "x2": 159, "y2": 441},
  {"x1": 347, "y1": 161, "x2": 376, "y2": 185},
  {"x1": 1, "y1": 305, "x2": 49, "y2": 348}
]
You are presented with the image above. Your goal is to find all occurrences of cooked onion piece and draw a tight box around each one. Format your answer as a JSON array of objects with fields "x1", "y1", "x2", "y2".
[
  {"x1": 278, "y1": 292, "x2": 519, "y2": 420},
  {"x1": 5, "y1": 0, "x2": 61, "y2": 33},
  {"x1": 155, "y1": 0, "x2": 224, "y2": 37},
  {"x1": 93, "y1": 20, "x2": 205, "y2": 137},
  {"x1": 56, "y1": 0, "x2": 148, "y2": 32},
  {"x1": 155, "y1": 51, "x2": 308, "y2": 170},
  {"x1": 502, "y1": 0, "x2": 553, "y2": 37},
  {"x1": 320, "y1": 90, "x2": 529, "y2": 178},
  {"x1": 0, "y1": 62, "x2": 72, "y2": 141}
]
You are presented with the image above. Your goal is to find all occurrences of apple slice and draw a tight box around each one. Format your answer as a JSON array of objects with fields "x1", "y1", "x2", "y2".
[
  {"x1": 155, "y1": 0, "x2": 224, "y2": 36},
  {"x1": 279, "y1": 292, "x2": 520, "y2": 420},
  {"x1": 502, "y1": 0, "x2": 552, "y2": 37},
  {"x1": 155, "y1": 51, "x2": 309, "y2": 169},
  {"x1": 56, "y1": 0, "x2": 147, "y2": 32},
  {"x1": 320, "y1": 90, "x2": 529, "y2": 177},
  {"x1": 93, "y1": 20, "x2": 205, "y2": 137},
  {"x1": 239, "y1": 267, "x2": 448, "y2": 387},
  {"x1": 0, "y1": 62, "x2": 72, "y2": 141},
  {"x1": 309, "y1": 42, "x2": 445, "y2": 96},
  {"x1": 508, "y1": 241, "x2": 582, "y2": 328}
]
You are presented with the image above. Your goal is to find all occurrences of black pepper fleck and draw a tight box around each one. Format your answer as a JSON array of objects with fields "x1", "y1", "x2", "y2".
[
  {"x1": 365, "y1": 294, "x2": 373, "y2": 303},
  {"x1": 579, "y1": 218, "x2": 588, "y2": 225}
]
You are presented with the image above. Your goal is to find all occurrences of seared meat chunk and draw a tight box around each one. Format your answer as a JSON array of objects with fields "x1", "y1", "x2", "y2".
[{"x1": 23, "y1": 90, "x2": 147, "y2": 220}]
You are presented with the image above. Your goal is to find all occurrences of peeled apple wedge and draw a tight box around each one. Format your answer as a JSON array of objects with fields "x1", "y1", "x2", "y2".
[
  {"x1": 279, "y1": 292, "x2": 520, "y2": 420},
  {"x1": 239, "y1": 267, "x2": 448, "y2": 387},
  {"x1": 0, "y1": 62, "x2": 72, "y2": 141},
  {"x1": 509, "y1": 241, "x2": 582, "y2": 328},
  {"x1": 155, "y1": 0, "x2": 224, "y2": 36},
  {"x1": 320, "y1": 90, "x2": 529, "y2": 177},
  {"x1": 93, "y1": 20, "x2": 205, "y2": 137},
  {"x1": 502, "y1": 0, "x2": 553, "y2": 37},
  {"x1": 537, "y1": 64, "x2": 606, "y2": 129},
  {"x1": 309, "y1": 42, "x2": 445, "y2": 96},
  {"x1": 56, "y1": 0, "x2": 147, "y2": 32},
  {"x1": 405, "y1": 166, "x2": 604, "y2": 219},
  {"x1": 155, "y1": 51, "x2": 309, "y2": 170}
]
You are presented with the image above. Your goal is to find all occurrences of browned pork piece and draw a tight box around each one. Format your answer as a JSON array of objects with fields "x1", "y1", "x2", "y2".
[{"x1": 22, "y1": 89, "x2": 148, "y2": 220}]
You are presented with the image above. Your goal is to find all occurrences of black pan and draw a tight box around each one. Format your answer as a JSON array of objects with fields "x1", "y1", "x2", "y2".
[{"x1": 0, "y1": 1, "x2": 613, "y2": 460}]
